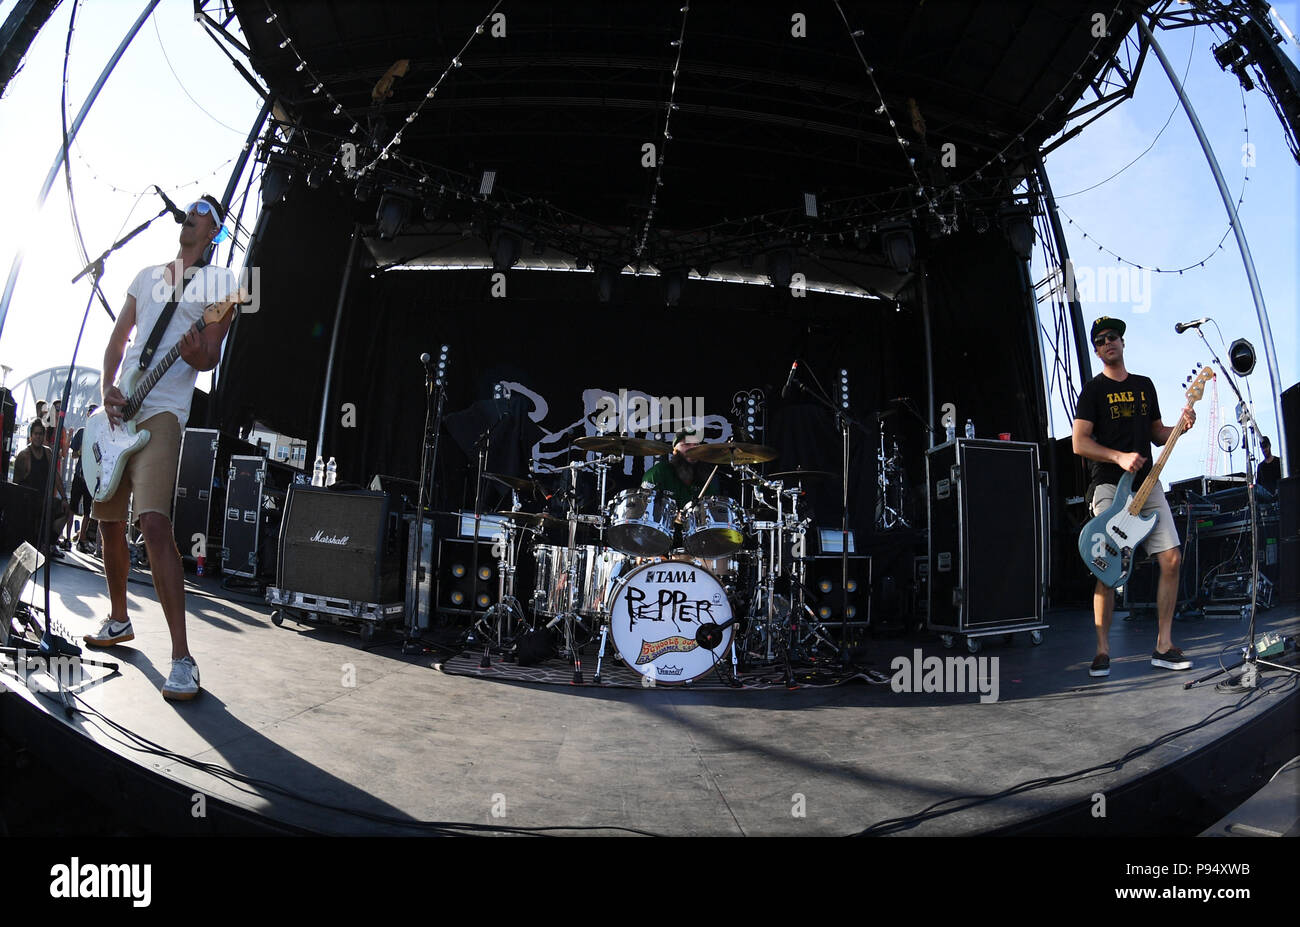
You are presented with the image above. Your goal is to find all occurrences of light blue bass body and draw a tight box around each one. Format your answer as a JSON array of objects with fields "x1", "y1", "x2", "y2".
[{"x1": 1077, "y1": 470, "x2": 1157, "y2": 588}]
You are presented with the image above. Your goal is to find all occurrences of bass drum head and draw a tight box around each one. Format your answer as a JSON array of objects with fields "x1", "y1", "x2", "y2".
[{"x1": 608, "y1": 560, "x2": 732, "y2": 685}]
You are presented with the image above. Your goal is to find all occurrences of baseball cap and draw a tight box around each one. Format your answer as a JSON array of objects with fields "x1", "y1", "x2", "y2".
[{"x1": 1090, "y1": 316, "x2": 1126, "y2": 342}]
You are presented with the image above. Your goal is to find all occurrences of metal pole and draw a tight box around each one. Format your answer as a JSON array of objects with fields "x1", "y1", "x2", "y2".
[
  {"x1": 1033, "y1": 154, "x2": 1093, "y2": 387},
  {"x1": 317, "y1": 224, "x2": 360, "y2": 459},
  {"x1": 919, "y1": 261, "x2": 936, "y2": 447},
  {"x1": 1136, "y1": 15, "x2": 1288, "y2": 477},
  {"x1": 0, "y1": 0, "x2": 161, "y2": 341}
]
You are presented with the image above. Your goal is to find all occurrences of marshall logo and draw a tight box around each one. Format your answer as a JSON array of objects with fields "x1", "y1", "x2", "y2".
[
  {"x1": 636, "y1": 636, "x2": 698, "y2": 664},
  {"x1": 310, "y1": 530, "x2": 351, "y2": 546}
]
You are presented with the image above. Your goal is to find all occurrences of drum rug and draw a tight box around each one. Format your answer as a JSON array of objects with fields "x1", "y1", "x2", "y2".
[{"x1": 437, "y1": 650, "x2": 892, "y2": 690}]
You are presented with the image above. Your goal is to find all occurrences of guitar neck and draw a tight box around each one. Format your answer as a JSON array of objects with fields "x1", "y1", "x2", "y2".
[
  {"x1": 123, "y1": 317, "x2": 207, "y2": 421},
  {"x1": 1127, "y1": 407, "x2": 1188, "y2": 514}
]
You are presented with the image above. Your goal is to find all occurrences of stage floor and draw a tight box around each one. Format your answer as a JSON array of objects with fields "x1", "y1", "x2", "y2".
[{"x1": 2, "y1": 552, "x2": 1297, "y2": 836}]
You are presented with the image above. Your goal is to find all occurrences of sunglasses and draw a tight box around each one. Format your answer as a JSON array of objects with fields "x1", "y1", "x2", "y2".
[
  {"x1": 1093, "y1": 332, "x2": 1122, "y2": 346},
  {"x1": 185, "y1": 200, "x2": 230, "y2": 244}
]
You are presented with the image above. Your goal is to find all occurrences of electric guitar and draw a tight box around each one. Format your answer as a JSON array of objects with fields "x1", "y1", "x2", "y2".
[
  {"x1": 1077, "y1": 367, "x2": 1213, "y2": 588},
  {"x1": 82, "y1": 290, "x2": 245, "y2": 503}
]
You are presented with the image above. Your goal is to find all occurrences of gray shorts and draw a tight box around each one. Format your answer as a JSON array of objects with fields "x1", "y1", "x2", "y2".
[{"x1": 1090, "y1": 481, "x2": 1181, "y2": 556}]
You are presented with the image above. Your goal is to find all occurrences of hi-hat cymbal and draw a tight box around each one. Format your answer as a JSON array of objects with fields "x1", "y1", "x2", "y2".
[
  {"x1": 769, "y1": 468, "x2": 839, "y2": 481},
  {"x1": 483, "y1": 472, "x2": 541, "y2": 494},
  {"x1": 681, "y1": 441, "x2": 778, "y2": 465},
  {"x1": 573, "y1": 435, "x2": 672, "y2": 456}
]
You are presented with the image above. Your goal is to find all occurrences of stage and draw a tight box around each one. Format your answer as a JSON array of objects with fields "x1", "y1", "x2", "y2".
[{"x1": 2, "y1": 552, "x2": 1296, "y2": 837}]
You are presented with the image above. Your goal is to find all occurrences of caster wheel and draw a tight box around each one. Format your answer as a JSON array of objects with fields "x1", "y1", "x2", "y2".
[
  {"x1": 1030, "y1": 630, "x2": 1044, "y2": 645},
  {"x1": 940, "y1": 634, "x2": 955, "y2": 649},
  {"x1": 270, "y1": 609, "x2": 283, "y2": 626},
  {"x1": 966, "y1": 637, "x2": 982, "y2": 654}
]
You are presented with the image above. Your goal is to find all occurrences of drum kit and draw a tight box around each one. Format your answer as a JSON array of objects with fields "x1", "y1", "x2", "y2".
[{"x1": 470, "y1": 435, "x2": 844, "y2": 685}]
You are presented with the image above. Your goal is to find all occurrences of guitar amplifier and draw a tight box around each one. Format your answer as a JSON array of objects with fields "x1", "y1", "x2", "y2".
[
  {"x1": 172, "y1": 428, "x2": 260, "y2": 569},
  {"x1": 926, "y1": 439, "x2": 1045, "y2": 632},
  {"x1": 222, "y1": 455, "x2": 296, "y2": 579},
  {"x1": 276, "y1": 485, "x2": 405, "y2": 604}
]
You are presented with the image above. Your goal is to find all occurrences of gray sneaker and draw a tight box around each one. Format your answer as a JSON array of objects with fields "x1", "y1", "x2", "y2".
[
  {"x1": 84, "y1": 617, "x2": 134, "y2": 647},
  {"x1": 162, "y1": 656, "x2": 201, "y2": 701}
]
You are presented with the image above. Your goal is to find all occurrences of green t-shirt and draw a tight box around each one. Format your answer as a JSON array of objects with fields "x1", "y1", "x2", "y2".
[{"x1": 642, "y1": 460, "x2": 704, "y2": 507}]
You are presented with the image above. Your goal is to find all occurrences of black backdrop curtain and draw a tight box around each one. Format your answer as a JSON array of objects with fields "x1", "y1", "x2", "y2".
[{"x1": 214, "y1": 191, "x2": 1045, "y2": 545}]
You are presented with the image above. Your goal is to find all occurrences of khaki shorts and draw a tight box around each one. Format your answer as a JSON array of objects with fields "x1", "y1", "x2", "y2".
[
  {"x1": 91, "y1": 412, "x2": 181, "y2": 524},
  {"x1": 1090, "y1": 481, "x2": 1181, "y2": 556}
]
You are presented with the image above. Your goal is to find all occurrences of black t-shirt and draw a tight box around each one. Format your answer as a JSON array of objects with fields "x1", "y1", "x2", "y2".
[
  {"x1": 1257, "y1": 456, "x2": 1280, "y2": 495},
  {"x1": 70, "y1": 428, "x2": 84, "y2": 480},
  {"x1": 1074, "y1": 372, "x2": 1161, "y2": 494}
]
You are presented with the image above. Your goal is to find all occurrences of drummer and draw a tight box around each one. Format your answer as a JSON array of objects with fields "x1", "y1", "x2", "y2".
[{"x1": 641, "y1": 431, "x2": 722, "y2": 507}]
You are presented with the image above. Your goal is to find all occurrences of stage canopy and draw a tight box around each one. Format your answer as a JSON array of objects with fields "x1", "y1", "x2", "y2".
[{"x1": 208, "y1": 1, "x2": 1139, "y2": 521}]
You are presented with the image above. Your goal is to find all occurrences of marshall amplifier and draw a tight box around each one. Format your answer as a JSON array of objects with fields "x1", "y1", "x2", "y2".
[
  {"x1": 277, "y1": 485, "x2": 405, "y2": 604},
  {"x1": 223, "y1": 455, "x2": 295, "y2": 579},
  {"x1": 172, "y1": 428, "x2": 259, "y2": 570}
]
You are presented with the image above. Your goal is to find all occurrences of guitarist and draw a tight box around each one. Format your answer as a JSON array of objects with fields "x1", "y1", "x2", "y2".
[
  {"x1": 1072, "y1": 317, "x2": 1195, "y2": 678},
  {"x1": 82, "y1": 195, "x2": 236, "y2": 703}
]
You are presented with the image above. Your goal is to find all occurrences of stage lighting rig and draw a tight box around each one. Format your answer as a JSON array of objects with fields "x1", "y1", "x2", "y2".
[
  {"x1": 879, "y1": 221, "x2": 915, "y2": 274},
  {"x1": 261, "y1": 153, "x2": 298, "y2": 207},
  {"x1": 376, "y1": 188, "x2": 416, "y2": 240}
]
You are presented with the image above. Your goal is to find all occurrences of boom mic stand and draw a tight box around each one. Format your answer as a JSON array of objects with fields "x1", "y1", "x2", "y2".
[
  {"x1": 1184, "y1": 332, "x2": 1296, "y2": 691},
  {"x1": 403, "y1": 355, "x2": 447, "y2": 652},
  {"x1": 788, "y1": 363, "x2": 870, "y2": 665},
  {"x1": 19, "y1": 211, "x2": 172, "y2": 706}
]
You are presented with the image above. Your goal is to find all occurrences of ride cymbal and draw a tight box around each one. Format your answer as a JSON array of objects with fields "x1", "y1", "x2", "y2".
[
  {"x1": 681, "y1": 442, "x2": 778, "y2": 465},
  {"x1": 572, "y1": 435, "x2": 672, "y2": 456}
]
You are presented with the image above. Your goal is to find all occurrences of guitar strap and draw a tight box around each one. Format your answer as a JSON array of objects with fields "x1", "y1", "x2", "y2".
[{"x1": 137, "y1": 257, "x2": 209, "y2": 371}]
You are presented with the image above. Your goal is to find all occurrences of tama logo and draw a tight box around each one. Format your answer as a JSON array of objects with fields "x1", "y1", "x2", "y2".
[
  {"x1": 310, "y1": 530, "x2": 350, "y2": 545},
  {"x1": 646, "y1": 569, "x2": 695, "y2": 583},
  {"x1": 49, "y1": 858, "x2": 151, "y2": 907}
]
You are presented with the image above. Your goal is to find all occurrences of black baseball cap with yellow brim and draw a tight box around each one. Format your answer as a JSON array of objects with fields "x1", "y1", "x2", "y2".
[{"x1": 1090, "y1": 316, "x2": 1126, "y2": 342}]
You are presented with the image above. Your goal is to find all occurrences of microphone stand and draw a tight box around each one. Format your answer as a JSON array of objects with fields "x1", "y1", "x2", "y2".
[
  {"x1": 789, "y1": 364, "x2": 870, "y2": 665},
  {"x1": 19, "y1": 212, "x2": 169, "y2": 710},
  {"x1": 404, "y1": 360, "x2": 446, "y2": 652},
  {"x1": 1184, "y1": 333, "x2": 1296, "y2": 690}
]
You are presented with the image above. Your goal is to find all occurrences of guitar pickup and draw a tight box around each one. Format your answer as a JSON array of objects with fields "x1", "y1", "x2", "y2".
[
  {"x1": 1105, "y1": 543, "x2": 1119, "y2": 556},
  {"x1": 1112, "y1": 526, "x2": 1129, "y2": 540}
]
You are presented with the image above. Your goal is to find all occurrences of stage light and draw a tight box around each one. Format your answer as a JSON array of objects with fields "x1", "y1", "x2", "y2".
[
  {"x1": 999, "y1": 206, "x2": 1035, "y2": 261},
  {"x1": 1229, "y1": 338, "x2": 1257, "y2": 376},
  {"x1": 879, "y1": 222, "x2": 915, "y2": 274},
  {"x1": 662, "y1": 267, "x2": 687, "y2": 306},
  {"x1": 261, "y1": 153, "x2": 297, "y2": 207},
  {"x1": 765, "y1": 247, "x2": 794, "y2": 288},
  {"x1": 488, "y1": 226, "x2": 522, "y2": 270},
  {"x1": 375, "y1": 189, "x2": 414, "y2": 240}
]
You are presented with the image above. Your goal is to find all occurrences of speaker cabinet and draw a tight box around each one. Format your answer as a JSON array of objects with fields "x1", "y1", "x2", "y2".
[
  {"x1": 172, "y1": 427, "x2": 259, "y2": 569},
  {"x1": 222, "y1": 455, "x2": 296, "y2": 579},
  {"x1": 277, "y1": 486, "x2": 405, "y2": 604},
  {"x1": 927, "y1": 439, "x2": 1044, "y2": 631},
  {"x1": 0, "y1": 387, "x2": 15, "y2": 483}
]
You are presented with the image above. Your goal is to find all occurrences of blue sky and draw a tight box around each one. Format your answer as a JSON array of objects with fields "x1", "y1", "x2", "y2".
[{"x1": 0, "y1": 0, "x2": 1295, "y2": 486}]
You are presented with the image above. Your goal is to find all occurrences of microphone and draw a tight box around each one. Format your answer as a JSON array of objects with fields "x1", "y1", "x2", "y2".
[
  {"x1": 154, "y1": 186, "x2": 186, "y2": 224},
  {"x1": 1174, "y1": 318, "x2": 1210, "y2": 334},
  {"x1": 781, "y1": 360, "x2": 799, "y2": 399}
]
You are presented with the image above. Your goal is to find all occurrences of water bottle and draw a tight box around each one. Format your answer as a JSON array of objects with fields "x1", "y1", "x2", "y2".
[
  {"x1": 945, "y1": 421, "x2": 955, "y2": 443},
  {"x1": 312, "y1": 455, "x2": 325, "y2": 487},
  {"x1": 326, "y1": 457, "x2": 338, "y2": 487},
  {"x1": 964, "y1": 418, "x2": 975, "y2": 439}
]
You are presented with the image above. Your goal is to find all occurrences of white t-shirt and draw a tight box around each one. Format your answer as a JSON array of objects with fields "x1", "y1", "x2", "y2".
[{"x1": 121, "y1": 262, "x2": 236, "y2": 429}]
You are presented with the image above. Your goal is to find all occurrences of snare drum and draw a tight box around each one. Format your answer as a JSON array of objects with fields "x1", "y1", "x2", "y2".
[
  {"x1": 681, "y1": 496, "x2": 745, "y2": 557},
  {"x1": 607, "y1": 559, "x2": 733, "y2": 684},
  {"x1": 534, "y1": 544, "x2": 633, "y2": 619},
  {"x1": 605, "y1": 488, "x2": 677, "y2": 556}
]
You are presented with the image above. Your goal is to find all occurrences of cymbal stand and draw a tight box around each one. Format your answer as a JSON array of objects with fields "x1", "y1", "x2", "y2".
[
  {"x1": 876, "y1": 427, "x2": 903, "y2": 530},
  {"x1": 478, "y1": 492, "x2": 531, "y2": 661}
]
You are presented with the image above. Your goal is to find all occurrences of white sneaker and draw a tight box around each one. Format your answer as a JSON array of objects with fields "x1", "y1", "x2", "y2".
[
  {"x1": 162, "y1": 656, "x2": 201, "y2": 701},
  {"x1": 84, "y1": 617, "x2": 134, "y2": 647}
]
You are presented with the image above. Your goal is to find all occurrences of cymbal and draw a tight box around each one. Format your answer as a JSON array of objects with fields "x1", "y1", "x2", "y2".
[
  {"x1": 483, "y1": 472, "x2": 540, "y2": 494},
  {"x1": 573, "y1": 435, "x2": 672, "y2": 456},
  {"x1": 681, "y1": 441, "x2": 778, "y2": 465},
  {"x1": 769, "y1": 469, "x2": 839, "y2": 481},
  {"x1": 493, "y1": 510, "x2": 561, "y2": 527}
]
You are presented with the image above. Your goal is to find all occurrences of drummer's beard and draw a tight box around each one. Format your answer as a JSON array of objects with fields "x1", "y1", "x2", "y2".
[{"x1": 671, "y1": 454, "x2": 694, "y2": 484}]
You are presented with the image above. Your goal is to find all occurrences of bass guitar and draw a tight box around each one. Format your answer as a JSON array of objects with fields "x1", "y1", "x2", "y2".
[
  {"x1": 83, "y1": 290, "x2": 245, "y2": 503},
  {"x1": 1077, "y1": 367, "x2": 1213, "y2": 588}
]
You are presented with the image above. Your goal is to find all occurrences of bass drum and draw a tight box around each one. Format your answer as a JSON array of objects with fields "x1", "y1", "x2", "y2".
[{"x1": 607, "y1": 560, "x2": 732, "y2": 685}]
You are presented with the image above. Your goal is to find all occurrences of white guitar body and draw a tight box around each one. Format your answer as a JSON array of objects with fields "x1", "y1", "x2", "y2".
[{"x1": 82, "y1": 367, "x2": 152, "y2": 504}]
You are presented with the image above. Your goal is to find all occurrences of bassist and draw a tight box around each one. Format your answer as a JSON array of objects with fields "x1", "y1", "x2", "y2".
[
  {"x1": 1072, "y1": 317, "x2": 1195, "y2": 678},
  {"x1": 82, "y1": 195, "x2": 235, "y2": 703}
]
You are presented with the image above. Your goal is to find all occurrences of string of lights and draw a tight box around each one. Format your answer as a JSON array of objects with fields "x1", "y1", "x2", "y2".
[
  {"x1": 634, "y1": 2, "x2": 692, "y2": 259},
  {"x1": 1052, "y1": 81, "x2": 1250, "y2": 275},
  {"x1": 261, "y1": 0, "x2": 362, "y2": 138}
]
